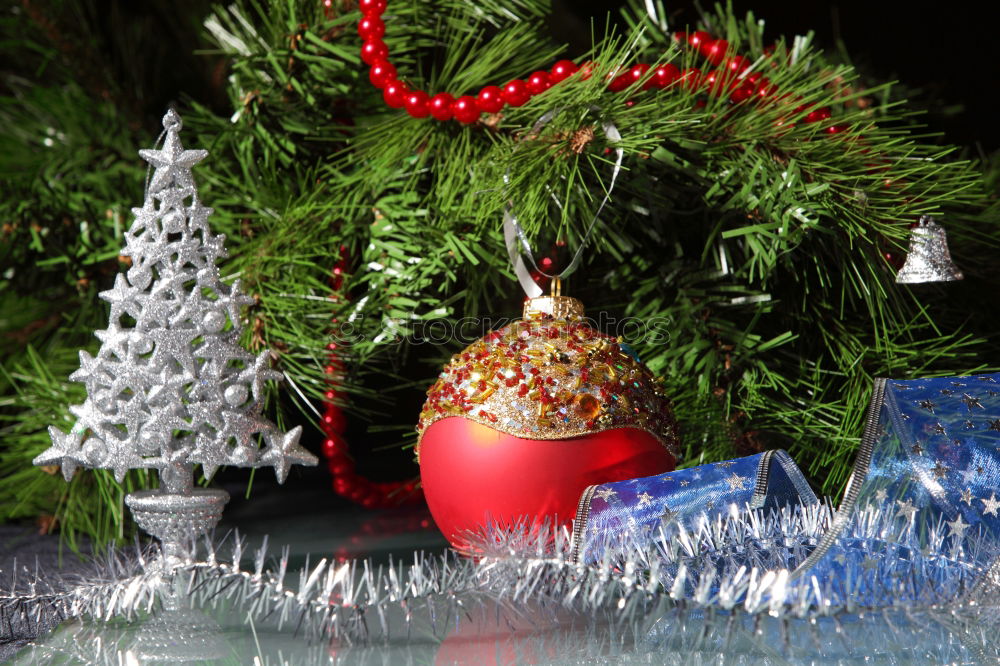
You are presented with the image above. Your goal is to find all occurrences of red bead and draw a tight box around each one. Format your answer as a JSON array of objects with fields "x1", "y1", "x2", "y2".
[
  {"x1": 687, "y1": 31, "x2": 713, "y2": 49},
  {"x1": 730, "y1": 83, "x2": 754, "y2": 103},
  {"x1": 404, "y1": 90, "x2": 430, "y2": 118},
  {"x1": 429, "y1": 93, "x2": 455, "y2": 121},
  {"x1": 705, "y1": 69, "x2": 740, "y2": 95},
  {"x1": 607, "y1": 72, "x2": 631, "y2": 93},
  {"x1": 578, "y1": 61, "x2": 595, "y2": 80},
  {"x1": 502, "y1": 79, "x2": 530, "y2": 106},
  {"x1": 679, "y1": 68, "x2": 702, "y2": 90},
  {"x1": 360, "y1": 39, "x2": 389, "y2": 65},
  {"x1": 452, "y1": 95, "x2": 480, "y2": 124},
  {"x1": 805, "y1": 107, "x2": 832, "y2": 123},
  {"x1": 550, "y1": 59, "x2": 578, "y2": 83},
  {"x1": 358, "y1": 0, "x2": 386, "y2": 15},
  {"x1": 526, "y1": 70, "x2": 552, "y2": 94},
  {"x1": 357, "y1": 16, "x2": 385, "y2": 41},
  {"x1": 725, "y1": 55, "x2": 751, "y2": 74},
  {"x1": 825, "y1": 125, "x2": 847, "y2": 135},
  {"x1": 754, "y1": 77, "x2": 775, "y2": 98},
  {"x1": 368, "y1": 60, "x2": 395, "y2": 88},
  {"x1": 702, "y1": 39, "x2": 728, "y2": 66},
  {"x1": 382, "y1": 80, "x2": 407, "y2": 108},
  {"x1": 645, "y1": 63, "x2": 680, "y2": 89},
  {"x1": 476, "y1": 85, "x2": 505, "y2": 113},
  {"x1": 628, "y1": 63, "x2": 650, "y2": 86}
]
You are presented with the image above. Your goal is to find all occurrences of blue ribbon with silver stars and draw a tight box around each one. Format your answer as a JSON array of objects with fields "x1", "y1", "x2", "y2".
[{"x1": 572, "y1": 373, "x2": 1000, "y2": 604}]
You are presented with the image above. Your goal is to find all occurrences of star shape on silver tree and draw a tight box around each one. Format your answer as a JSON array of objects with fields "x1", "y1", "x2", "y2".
[
  {"x1": 99, "y1": 274, "x2": 146, "y2": 324},
  {"x1": 116, "y1": 392, "x2": 150, "y2": 439},
  {"x1": 93, "y1": 322, "x2": 134, "y2": 364},
  {"x1": 149, "y1": 326, "x2": 200, "y2": 377},
  {"x1": 189, "y1": 431, "x2": 230, "y2": 481},
  {"x1": 35, "y1": 427, "x2": 85, "y2": 481},
  {"x1": 196, "y1": 333, "x2": 254, "y2": 379},
  {"x1": 237, "y1": 351, "x2": 283, "y2": 402},
  {"x1": 139, "y1": 111, "x2": 208, "y2": 195},
  {"x1": 69, "y1": 350, "x2": 109, "y2": 387},
  {"x1": 259, "y1": 425, "x2": 313, "y2": 483},
  {"x1": 216, "y1": 279, "x2": 256, "y2": 328},
  {"x1": 103, "y1": 437, "x2": 145, "y2": 483}
]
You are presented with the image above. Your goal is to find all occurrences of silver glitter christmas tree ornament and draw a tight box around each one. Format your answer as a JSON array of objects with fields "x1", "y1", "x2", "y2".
[
  {"x1": 33, "y1": 108, "x2": 317, "y2": 564},
  {"x1": 896, "y1": 215, "x2": 964, "y2": 283}
]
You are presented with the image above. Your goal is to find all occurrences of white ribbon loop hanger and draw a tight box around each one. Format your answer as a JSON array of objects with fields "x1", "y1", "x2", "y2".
[{"x1": 503, "y1": 107, "x2": 623, "y2": 298}]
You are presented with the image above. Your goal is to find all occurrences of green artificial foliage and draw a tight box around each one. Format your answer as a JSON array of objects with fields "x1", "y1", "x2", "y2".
[{"x1": 1, "y1": 0, "x2": 997, "y2": 547}]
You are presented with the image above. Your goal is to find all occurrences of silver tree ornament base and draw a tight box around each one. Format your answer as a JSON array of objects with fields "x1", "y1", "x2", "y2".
[{"x1": 126, "y1": 489, "x2": 229, "y2": 563}]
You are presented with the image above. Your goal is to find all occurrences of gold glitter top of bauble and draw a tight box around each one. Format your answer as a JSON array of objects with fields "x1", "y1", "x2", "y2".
[{"x1": 416, "y1": 292, "x2": 679, "y2": 459}]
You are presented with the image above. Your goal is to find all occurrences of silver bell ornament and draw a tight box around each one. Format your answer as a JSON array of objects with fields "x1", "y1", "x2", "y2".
[{"x1": 895, "y1": 215, "x2": 963, "y2": 284}]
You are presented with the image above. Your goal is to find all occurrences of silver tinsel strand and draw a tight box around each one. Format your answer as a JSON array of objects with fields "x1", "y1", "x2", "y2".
[{"x1": 4, "y1": 501, "x2": 999, "y2": 661}]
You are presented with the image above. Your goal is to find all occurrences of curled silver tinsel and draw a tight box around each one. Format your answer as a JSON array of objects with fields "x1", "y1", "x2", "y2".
[{"x1": 5, "y1": 500, "x2": 1000, "y2": 662}]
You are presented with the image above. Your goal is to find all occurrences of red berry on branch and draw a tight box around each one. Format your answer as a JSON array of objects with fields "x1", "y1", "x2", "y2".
[
  {"x1": 358, "y1": 0, "x2": 387, "y2": 15},
  {"x1": 754, "y1": 77, "x2": 776, "y2": 99},
  {"x1": 730, "y1": 83, "x2": 754, "y2": 103},
  {"x1": 679, "y1": 68, "x2": 702, "y2": 91},
  {"x1": 477, "y1": 85, "x2": 505, "y2": 113},
  {"x1": 404, "y1": 90, "x2": 430, "y2": 118},
  {"x1": 805, "y1": 107, "x2": 832, "y2": 123},
  {"x1": 382, "y1": 80, "x2": 408, "y2": 108},
  {"x1": 645, "y1": 63, "x2": 680, "y2": 89},
  {"x1": 429, "y1": 93, "x2": 455, "y2": 121},
  {"x1": 526, "y1": 70, "x2": 552, "y2": 94},
  {"x1": 502, "y1": 79, "x2": 531, "y2": 106},
  {"x1": 649, "y1": 64, "x2": 679, "y2": 89},
  {"x1": 453, "y1": 95, "x2": 481, "y2": 124},
  {"x1": 368, "y1": 60, "x2": 396, "y2": 88},
  {"x1": 360, "y1": 39, "x2": 389, "y2": 65},
  {"x1": 826, "y1": 125, "x2": 847, "y2": 135},
  {"x1": 578, "y1": 61, "x2": 595, "y2": 79},
  {"x1": 687, "y1": 31, "x2": 713, "y2": 49},
  {"x1": 725, "y1": 55, "x2": 751, "y2": 74},
  {"x1": 357, "y1": 16, "x2": 385, "y2": 40},
  {"x1": 628, "y1": 63, "x2": 651, "y2": 86},
  {"x1": 607, "y1": 71, "x2": 631, "y2": 93},
  {"x1": 702, "y1": 39, "x2": 728, "y2": 66},
  {"x1": 550, "y1": 59, "x2": 578, "y2": 82}
]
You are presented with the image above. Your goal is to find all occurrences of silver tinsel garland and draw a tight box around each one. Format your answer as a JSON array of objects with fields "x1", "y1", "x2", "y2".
[{"x1": 4, "y1": 499, "x2": 999, "y2": 662}]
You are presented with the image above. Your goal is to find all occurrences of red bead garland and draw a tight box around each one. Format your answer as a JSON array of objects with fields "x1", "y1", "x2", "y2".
[
  {"x1": 321, "y1": 245, "x2": 423, "y2": 509},
  {"x1": 357, "y1": 1, "x2": 843, "y2": 133}
]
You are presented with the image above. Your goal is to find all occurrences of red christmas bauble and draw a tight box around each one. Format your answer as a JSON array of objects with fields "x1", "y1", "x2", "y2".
[
  {"x1": 417, "y1": 293, "x2": 679, "y2": 548},
  {"x1": 420, "y1": 418, "x2": 674, "y2": 547}
]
